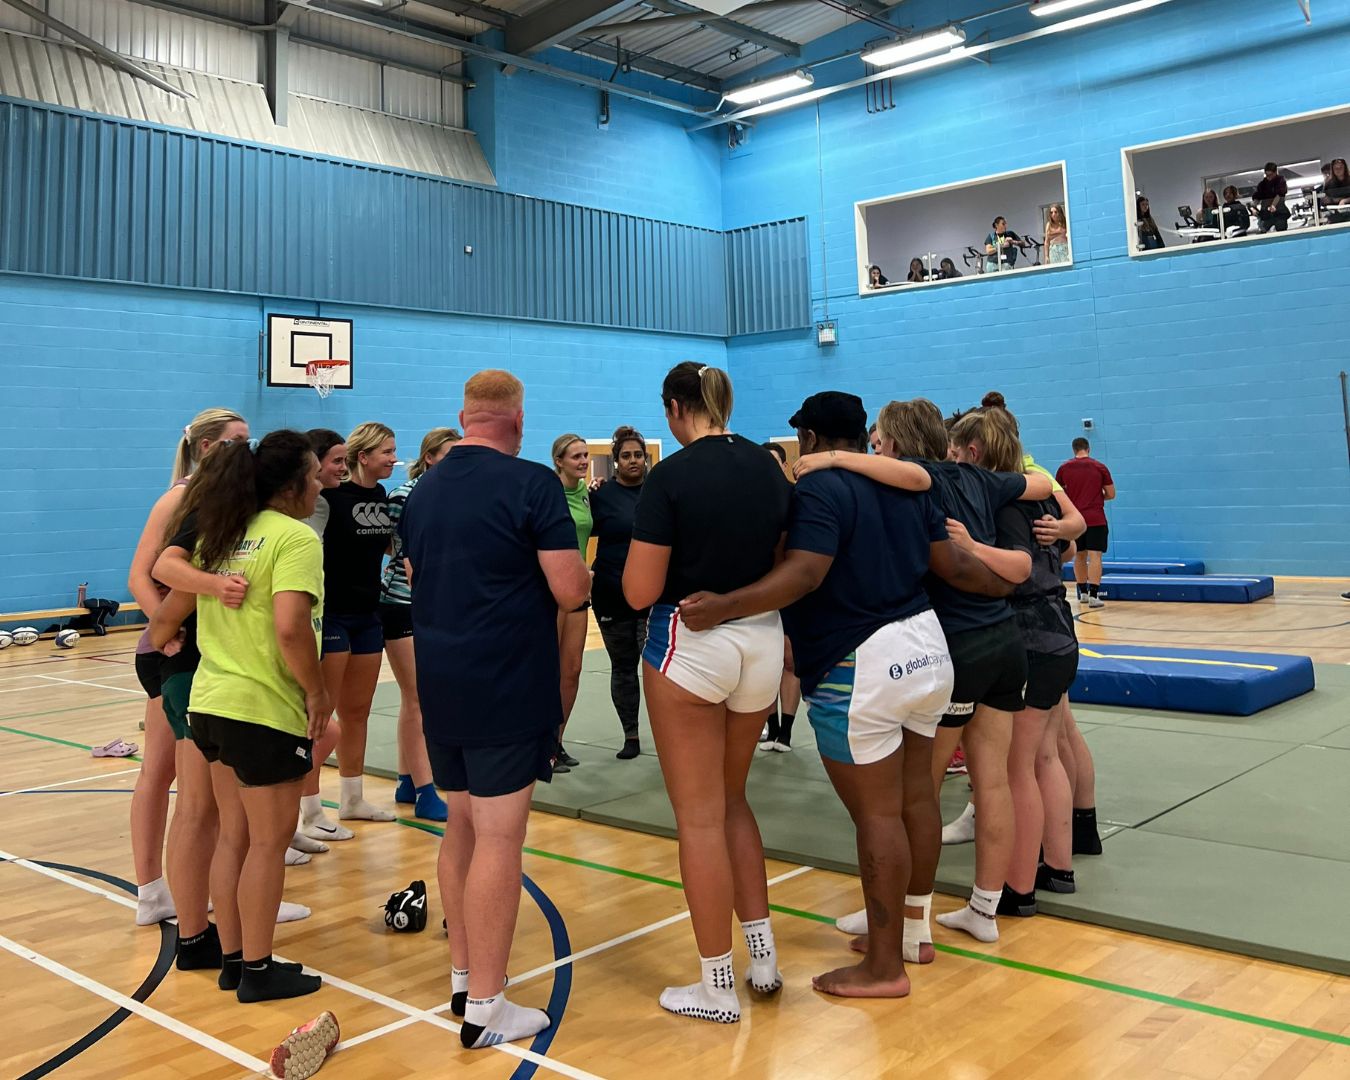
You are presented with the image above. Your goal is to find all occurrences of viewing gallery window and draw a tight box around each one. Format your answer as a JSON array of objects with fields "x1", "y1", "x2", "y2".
[
  {"x1": 854, "y1": 163, "x2": 1071, "y2": 296},
  {"x1": 1122, "y1": 104, "x2": 1350, "y2": 257}
]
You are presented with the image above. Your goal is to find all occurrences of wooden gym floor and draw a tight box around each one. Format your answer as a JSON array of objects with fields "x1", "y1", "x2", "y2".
[{"x1": 1, "y1": 579, "x2": 1347, "y2": 1079}]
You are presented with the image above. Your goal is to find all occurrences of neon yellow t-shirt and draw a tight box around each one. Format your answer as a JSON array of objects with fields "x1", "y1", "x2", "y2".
[
  {"x1": 1024, "y1": 454, "x2": 1063, "y2": 493},
  {"x1": 189, "y1": 509, "x2": 324, "y2": 737}
]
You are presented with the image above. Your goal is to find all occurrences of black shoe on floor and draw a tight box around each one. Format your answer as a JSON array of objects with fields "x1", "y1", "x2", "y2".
[
  {"x1": 616, "y1": 739, "x2": 640, "y2": 760},
  {"x1": 1035, "y1": 863, "x2": 1076, "y2": 894},
  {"x1": 550, "y1": 755, "x2": 570, "y2": 774},
  {"x1": 996, "y1": 885, "x2": 1037, "y2": 918},
  {"x1": 1073, "y1": 808, "x2": 1103, "y2": 856},
  {"x1": 557, "y1": 745, "x2": 580, "y2": 767}
]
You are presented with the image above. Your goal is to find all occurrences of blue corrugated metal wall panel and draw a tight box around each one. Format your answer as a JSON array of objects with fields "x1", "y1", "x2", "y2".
[
  {"x1": 724, "y1": 218, "x2": 811, "y2": 336},
  {"x1": 0, "y1": 99, "x2": 802, "y2": 338}
]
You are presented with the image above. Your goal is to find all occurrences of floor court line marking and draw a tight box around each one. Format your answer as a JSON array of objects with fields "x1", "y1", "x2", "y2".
[
  {"x1": 0, "y1": 932, "x2": 268, "y2": 1073},
  {"x1": 34, "y1": 674, "x2": 143, "y2": 695},
  {"x1": 6, "y1": 724, "x2": 1349, "y2": 1051},
  {"x1": 0, "y1": 849, "x2": 606, "y2": 1080},
  {"x1": 434, "y1": 865, "x2": 814, "y2": 1004},
  {"x1": 0, "y1": 768, "x2": 139, "y2": 799},
  {"x1": 336, "y1": 1016, "x2": 421, "y2": 1051}
]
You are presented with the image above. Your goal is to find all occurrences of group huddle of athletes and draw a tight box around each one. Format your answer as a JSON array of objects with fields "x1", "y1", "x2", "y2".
[{"x1": 124, "y1": 361, "x2": 1114, "y2": 1048}]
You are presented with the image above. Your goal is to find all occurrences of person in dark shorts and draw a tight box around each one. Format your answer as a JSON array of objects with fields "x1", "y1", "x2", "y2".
[
  {"x1": 798, "y1": 397, "x2": 1052, "y2": 945},
  {"x1": 681, "y1": 391, "x2": 1012, "y2": 998},
  {"x1": 381, "y1": 427, "x2": 460, "y2": 822},
  {"x1": 399, "y1": 370, "x2": 589, "y2": 1050},
  {"x1": 949, "y1": 408, "x2": 1085, "y2": 915},
  {"x1": 1056, "y1": 437, "x2": 1115, "y2": 608},
  {"x1": 150, "y1": 431, "x2": 330, "y2": 1004},
  {"x1": 589, "y1": 425, "x2": 651, "y2": 760}
]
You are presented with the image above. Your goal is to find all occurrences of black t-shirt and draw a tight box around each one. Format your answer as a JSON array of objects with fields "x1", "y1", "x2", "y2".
[
  {"x1": 163, "y1": 513, "x2": 203, "y2": 678},
  {"x1": 996, "y1": 501, "x2": 1078, "y2": 657},
  {"x1": 782, "y1": 470, "x2": 947, "y2": 695},
  {"x1": 590, "y1": 478, "x2": 645, "y2": 619},
  {"x1": 320, "y1": 481, "x2": 391, "y2": 614},
  {"x1": 631, "y1": 434, "x2": 791, "y2": 607},
  {"x1": 919, "y1": 460, "x2": 1025, "y2": 636},
  {"x1": 399, "y1": 445, "x2": 578, "y2": 745}
]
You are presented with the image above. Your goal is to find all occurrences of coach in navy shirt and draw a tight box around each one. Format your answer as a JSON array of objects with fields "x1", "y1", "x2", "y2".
[
  {"x1": 399, "y1": 369, "x2": 588, "y2": 1051},
  {"x1": 679, "y1": 391, "x2": 1010, "y2": 1000}
]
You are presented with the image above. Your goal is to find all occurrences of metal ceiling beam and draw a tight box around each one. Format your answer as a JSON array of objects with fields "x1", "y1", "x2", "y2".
[
  {"x1": 568, "y1": 38, "x2": 723, "y2": 92},
  {"x1": 0, "y1": 0, "x2": 194, "y2": 99},
  {"x1": 263, "y1": 2, "x2": 290, "y2": 123},
  {"x1": 505, "y1": 0, "x2": 637, "y2": 55},
  {"x1": 403, "y1": 0, "x2": 509, "y2": 30},
  {"x1": 644, "y1": 0, "x2": 801, "y2": 57},
  {"x1": 277, "y1": 1, "x2": 304, "y2": 29}
]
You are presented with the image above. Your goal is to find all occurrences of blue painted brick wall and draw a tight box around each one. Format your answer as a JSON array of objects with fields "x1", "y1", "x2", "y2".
[{"x1": 722, "y1": 0, "x2": 1350, "y2": 574}]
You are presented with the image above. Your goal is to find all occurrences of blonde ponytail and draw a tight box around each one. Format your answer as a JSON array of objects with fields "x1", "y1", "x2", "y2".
[{"x1": 172, "y1": 408, "x2": 246, "y2": 484}]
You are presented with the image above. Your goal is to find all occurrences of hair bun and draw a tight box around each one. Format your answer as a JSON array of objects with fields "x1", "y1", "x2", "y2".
[{"x1": 981, "y1": 391, "x2": 1006, "y2": 409}]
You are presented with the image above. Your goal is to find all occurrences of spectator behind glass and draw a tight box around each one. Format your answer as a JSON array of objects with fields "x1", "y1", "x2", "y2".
[
  {"x1": 1198, "y1": 188, "x2": 1220, "y2": 228},
  {"x1": 939, "y1": 257, "x2": 962, "y2": 279},
  {"x1": 1254, "y1": 161, "x2": 1290, "y2": 233},
  {"x1": 1136, "y1": 195, "x2": 1165, "y2": 250},
  {"x1": 867, "y1": 264, "x2": 890, "y2": 289},
  {"x1": 1326, "y1": 158, "x2": 1350, "y2": 206},
  {"x1": 1220, "y1": 186, "x2": 1250, "y2": 234},
  {"x1": 1044, "y1": 204, "x2": 1069, "y2": 264},
  {"x1": 984, "y1": 216, "x2": 1020, "y2": 271},
  {"x1": 907, "y1": 258, "x2": 926, "y2": 283}
]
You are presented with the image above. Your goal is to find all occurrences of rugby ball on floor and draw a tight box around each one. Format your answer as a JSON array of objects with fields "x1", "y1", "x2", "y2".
[
  {"x1": 0, "y1": 629, "x2": 13, "y2": 649},
  {"x1": 55, "y1": 629, "x2": 80, "y2": 649},
  {"x1": 11, "y1": 626, "x2": 39, "y2": 646}
]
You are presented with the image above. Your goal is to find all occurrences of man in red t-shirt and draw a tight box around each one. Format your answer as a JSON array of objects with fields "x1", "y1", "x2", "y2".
[{"x1": 1055, "y1": 438, "x2": 1116, "y2": 609}]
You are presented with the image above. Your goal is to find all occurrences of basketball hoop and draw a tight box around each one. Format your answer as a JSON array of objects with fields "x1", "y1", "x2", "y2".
[{"x1": 305, "y1": 359, "x2": 349, "y2": 399}]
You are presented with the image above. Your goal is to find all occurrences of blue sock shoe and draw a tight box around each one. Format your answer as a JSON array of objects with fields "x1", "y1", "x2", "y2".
[
  {"x1": 394, "y1": 774, "x2": 416, "y2": 804},
  {"x1": 414, "y1": 783, "x2": 448, "y2": 822}
]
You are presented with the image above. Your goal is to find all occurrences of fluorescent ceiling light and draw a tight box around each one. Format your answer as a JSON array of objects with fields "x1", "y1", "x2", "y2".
[
  {"x1": 1036, "y1": 0, "x2": 1172, "y2": 31},
  {"x1": 724, "y1": 69, "x2": 814, "y2": 105},
  {"x1": 863, "y1": 26, "x2": 965, "y2": 67},
  {"x1": 875, "y1": 47, "x2": 972, "y2": 79},
  {"x1": 1031, "y1": 0, "x2": 1108, "y2": 16}
]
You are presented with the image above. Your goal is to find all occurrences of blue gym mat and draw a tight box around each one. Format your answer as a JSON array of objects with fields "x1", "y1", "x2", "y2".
[
  {"x1": 1071, "y1": 644, "x2": 1314, "y2": 715},
  {"x1": 1062, "y1": 559, "x2": 1204, "y2": 579},
  {"x1": 1096, "y1": 574, "x2": 1274, "y2": 603}
]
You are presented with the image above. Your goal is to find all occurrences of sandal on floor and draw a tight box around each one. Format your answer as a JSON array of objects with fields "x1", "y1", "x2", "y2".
[{"x1": 92, "y1": 738, "x2": 139, "y2": 758}]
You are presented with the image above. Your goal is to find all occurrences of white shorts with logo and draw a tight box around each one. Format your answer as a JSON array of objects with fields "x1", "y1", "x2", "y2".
[
  {"x1": 643, "y1": 605, "x2": 784, "y2": 713},
  {"x1": 804, "y1": 609, "x2": 953, "y2": 766}
]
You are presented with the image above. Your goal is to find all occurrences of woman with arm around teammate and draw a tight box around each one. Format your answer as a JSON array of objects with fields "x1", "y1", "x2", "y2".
[
  {"x1": 623, "y1": 362, "x2": 791, "y2": 1024},
  {"x1": 381, "y1": 428, "x2": 459, "y2": 821},
  {"x1": 151, "y1": 431, "x2": 330, "y2": 1002},
  {"x1": 552, "y1": 433, "x2": 594, "y2": 771},
  {"x1": 126, "y1": 408, "x2": 248, "y2": 926},
  {"x1": 302, "y1": 422, "x2": 397, "y2": 834},
  {"x1": 589, "y1": 426, "x2": 651, "y2": 760}
]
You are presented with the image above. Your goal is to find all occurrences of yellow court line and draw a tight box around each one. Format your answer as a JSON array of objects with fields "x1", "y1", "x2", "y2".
[{"x1": 1079, "y1": 647, "x2": 1278, "y2": 671}]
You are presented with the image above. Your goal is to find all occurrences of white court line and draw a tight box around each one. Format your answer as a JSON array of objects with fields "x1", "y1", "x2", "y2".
[
  {"x1": 34, "y1": 673, "x2": 143, "y2": 695},
  {"x1": 0, "y1": 932, "x2": 268, "y2": 1073},
  {"x1": 433, "y1": 864, "x2": 816, "y2": 1003},
  {"x1": 0, "y1": 767, "x2": 139, "y2": 799},
  {"x1": 336, "y1": 1016, "x2": 421, "y2": 1051},
  {"x1": 2, "y1": 851, "x2": 609, "y2": 1080}
]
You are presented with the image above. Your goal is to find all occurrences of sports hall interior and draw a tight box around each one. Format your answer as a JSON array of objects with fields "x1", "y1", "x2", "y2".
[{"x1": 1, "y1": 1, "x2": 1348, "y2": 1078}]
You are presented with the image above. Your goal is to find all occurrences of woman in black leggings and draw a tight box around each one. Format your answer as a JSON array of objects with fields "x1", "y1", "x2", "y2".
[{"x1": 590, "y1": 426, "x2": 649, "y2": 760}]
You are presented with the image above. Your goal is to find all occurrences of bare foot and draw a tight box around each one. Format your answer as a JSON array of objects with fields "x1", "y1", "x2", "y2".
[
  {"x1": 848, "y1": 934, "x2": 934, "y2": 964},
  {"x1": 811, "y1": 962, "x2": 911, "y2": 998}
]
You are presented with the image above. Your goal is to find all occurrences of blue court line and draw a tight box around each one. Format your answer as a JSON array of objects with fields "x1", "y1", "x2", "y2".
[{"x1": 514, "y1": 874, "x2": 574, "y2": 1079}]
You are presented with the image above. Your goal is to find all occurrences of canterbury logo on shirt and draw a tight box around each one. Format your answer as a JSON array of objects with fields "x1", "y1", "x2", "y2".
[{"x1": 351, "y1": 502, "x2": 391, "y2": 533}]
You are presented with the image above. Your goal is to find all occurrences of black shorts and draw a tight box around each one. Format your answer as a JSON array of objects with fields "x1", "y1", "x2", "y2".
[
  {"x1": 135, "y1": 651, "x2": 162, "y2": 699},
  {"x1": 378, "y1": 602, "x2": 414, "y2": 641},
  {"x1": 322, "y1": 612, "x2": 384, "y2": 656},
  {"x1": 1079, "y1": 524, "x2": 1109, "y2": 552},
  {"x1": 426, "y1": 732, "x2": 554, "y2": 798},
  {"x1": 189, "y1": 712, "x2": 314, "y2": 787},
  {"x1": 939, "y1": 618, "x2": 1028, "y2": 728},
  {"x1": 1023, "y1": 649, "x2": 1079, "y2": 711}
]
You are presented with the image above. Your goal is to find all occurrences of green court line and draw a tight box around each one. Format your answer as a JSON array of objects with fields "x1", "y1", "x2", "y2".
[{"x1": 3, "y1": 719, "x2": 1344, "y2": 1050}]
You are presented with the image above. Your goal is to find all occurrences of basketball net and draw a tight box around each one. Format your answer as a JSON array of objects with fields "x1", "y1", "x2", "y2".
[{"x1": 305, "y1": 360, "x2": 348, "y2": 400}]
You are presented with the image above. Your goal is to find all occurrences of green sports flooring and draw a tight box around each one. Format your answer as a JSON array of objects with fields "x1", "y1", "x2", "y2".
[{"x1": 364, "y1": 656, "x2": 1350, "y2": 976}]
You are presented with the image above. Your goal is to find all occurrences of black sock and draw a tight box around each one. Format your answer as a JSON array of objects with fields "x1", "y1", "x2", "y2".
[
  {"x1": 176, "y1": 923, "x2": 222, "y2": 971},
  {"x1": 1088, "y1": 584, "x2": 1099, "y2": 598},
  {"x1": 616, "y1": 738, "x2": 640, "y2": 760},
  {"x1": 763, "y1": 712, "x2": 780, "y2": 742},
  {"x1": 219, "y1": 950, "x2": 304, "y2": 990},
  {"x1": 236, "y1": 955, "x2": 322, "y2": 1003},
  {"x1": 451, "y1": 991, "x2": 468, "y2": 1017},
  {"x1": 996, "y1": 884, "x2": 1037, "y2": 917},
  {"x1": 778, "y1": 713, "x2": 794, "y2": 746},
  {"x1": 1077, "y1": 583, "x2": 1088, "y2": 598},
  {"x1": 1036, "y1": 863, "x2": 1076, "y2": 893},
  {"x1": 1073, "y1": 807, "x2": 1103, "y2": 856}
]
